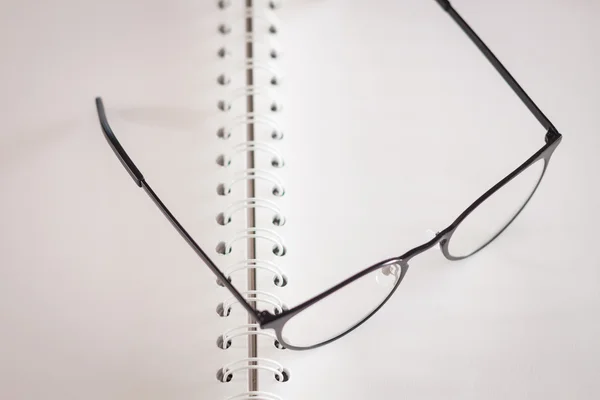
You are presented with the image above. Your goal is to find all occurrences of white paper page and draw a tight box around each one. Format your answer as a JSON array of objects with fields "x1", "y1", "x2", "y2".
[
  {"x1": 254, "y1": 0, "x2": 600, "y2": 398},
  {"x1": 0, "y1": 1, "x2": 254, "y2": 398}
]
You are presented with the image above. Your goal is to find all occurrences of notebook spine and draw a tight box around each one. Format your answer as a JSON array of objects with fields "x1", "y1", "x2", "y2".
[{"x1": 216, "y1": 2, "x2": 287, "y2": 399}]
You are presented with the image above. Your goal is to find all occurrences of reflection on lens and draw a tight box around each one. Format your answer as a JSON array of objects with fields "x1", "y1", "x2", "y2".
[
  {"x1": 281, "y1": 261, "x2": 403, "y2": 349},
  {"x1": 449, "y1": 160, "x2": 545, "y2": 258}
]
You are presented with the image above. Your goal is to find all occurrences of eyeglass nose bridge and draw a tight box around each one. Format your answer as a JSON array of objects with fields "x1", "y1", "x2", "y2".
[
  {"x1": 402, "y1": 228, "x2": 454, "y2": 263},
  {"x1": 425, "y1": 228, "x2": 446, "y2": 250}
]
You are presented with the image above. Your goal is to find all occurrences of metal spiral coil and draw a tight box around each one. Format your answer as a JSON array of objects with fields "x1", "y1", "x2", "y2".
[
  {"x1": 217, "y1": 324, "x2": 284, "y2": 350},
  {"x1": 217, "y1": 258, "x2": 288, "y2": 287},
  {"x1": 217, "y1": 358, "x2": 290, "y2": 383},
  {"x1": 225, "y1": 392, "x2": 283, "y2": 400},
  {"x1": 217, "y1": 143, "x2": 285, "y2": 168},
  {"x1": 216, "y1": 197, "x2": 286, "y2": 226},
  {"x1": 217, "y1": 290, "x2": 287, "y2": 318},
  {"x1": 216, "y1": 1, "x2": 288, "y2": 397}
]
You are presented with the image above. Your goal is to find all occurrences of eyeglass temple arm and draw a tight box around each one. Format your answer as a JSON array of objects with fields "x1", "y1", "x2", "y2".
[
  {"x1": 435, "y1": 0, "x2": 559, "y2": 137},
  {"x1": 94, "y1": 97, "x2": 262, "y2": 322}
]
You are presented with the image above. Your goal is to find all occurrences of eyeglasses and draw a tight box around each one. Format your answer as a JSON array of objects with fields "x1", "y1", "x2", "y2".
[{"x1": 95, "y1": 0, "x2": 562, "y2": 351}]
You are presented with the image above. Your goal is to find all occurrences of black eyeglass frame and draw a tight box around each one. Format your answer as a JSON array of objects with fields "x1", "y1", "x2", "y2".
[{"x1": 95, "y1": 0, "x2": 562, "y2": 351}]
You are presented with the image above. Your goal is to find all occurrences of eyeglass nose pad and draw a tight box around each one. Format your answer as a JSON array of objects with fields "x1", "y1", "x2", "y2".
[
  {"x1": 380, "y1": 263, "x2": 400, "y2": 278},
  {"x1": 377, "y1": 263, "x2": 402, "y2": 288},
  {"x1": 425, "y1": 229, "x2": 443, "y2": 252}
]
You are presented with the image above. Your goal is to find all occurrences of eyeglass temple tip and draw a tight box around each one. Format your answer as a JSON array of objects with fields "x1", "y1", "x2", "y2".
[{"x1": 95, "y1": 96, "x2": 145, "y2": 187}]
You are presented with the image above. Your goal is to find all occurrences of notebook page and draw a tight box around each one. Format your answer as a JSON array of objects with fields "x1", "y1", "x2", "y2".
[
  {"x1": 254, "y1": 0, "x2": 600, "y2": 398},
  {"x1": 0, "y1": 0, "x2": 251, "y2": 398}
]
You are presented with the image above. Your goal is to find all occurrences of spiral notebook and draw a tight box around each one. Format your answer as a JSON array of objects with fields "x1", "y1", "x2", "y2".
[{"x1": 2, "y1": 0, "x2": 597, "y2": 399}]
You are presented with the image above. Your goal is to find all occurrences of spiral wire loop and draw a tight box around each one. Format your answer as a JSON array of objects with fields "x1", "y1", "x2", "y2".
[
  {"x1": 217, "y1": 197, "x2": 285, "y2": 226},
  {"x1": 217, "y1": 168, "x2": 285, "y2": 197},
  {"x1": 217, "y1": 227, "x2": 286, "y2": 256},
  {"x1": 244, "y1": 7, "x2": 280, "y2": 33},
  {"x1": 218, "y1": 142, "x2": 285, "y2": 168},
  {"x1": 218, "y1": 323, "x2": 283, "y2": 350},
  {"x1": 219, "y1": 258, "x2": 287, "y2": 287},
  {"x1": 218, "y1": 113, "x2": 283, "y2": 140},
  {"x1": 218, "y1": 290, "x2": 286, "y2": 317},
  {"x1": 218, "y1": 85, "x2": 282, "y2": 112},
  {"x1": 225, "y1": 392, "x2": 282, "y2": 400},
  {"x1": 217, "y1": 1, "x2": 288, "y2": 397},
  {"x1": 218, "y1": 358, "x2": 289, "y2": 383}
]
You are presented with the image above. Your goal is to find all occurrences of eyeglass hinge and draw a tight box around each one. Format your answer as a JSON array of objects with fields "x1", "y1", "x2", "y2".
[
  {"x1": 545, "y1": 127, "x2": 561, "y2": 143},
  {"x1": 258, "y1": 310, "x2": 277, "y2": 324}
]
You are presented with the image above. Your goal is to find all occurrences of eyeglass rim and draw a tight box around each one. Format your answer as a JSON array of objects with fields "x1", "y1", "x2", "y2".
[{"x1": 260, "y1": 132, "x2": 561, "y2": 350}]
